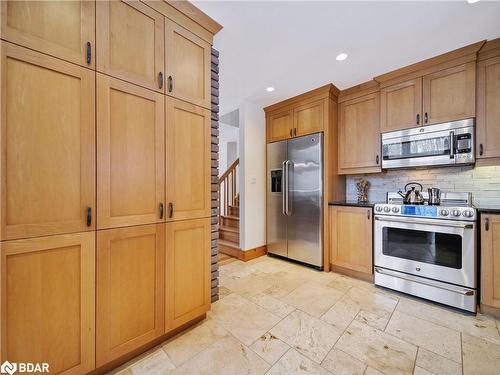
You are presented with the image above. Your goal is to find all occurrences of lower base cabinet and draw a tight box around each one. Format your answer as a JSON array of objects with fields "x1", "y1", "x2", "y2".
[
  {"x1": 166, "y1": 218, "x2": 211, "y2": 331},
  {"x1": 481, "y1": 214, "x2": 500, "y2": 312},
  {"x1": 329, "y1": 205, "x2": 373, "y2": 276},
  {"x1": 96, "y1": 224, "x2": 165, "y2": 366},
  {"x1": 0, "y1": 232, "x2": 96, "y2": 375}
]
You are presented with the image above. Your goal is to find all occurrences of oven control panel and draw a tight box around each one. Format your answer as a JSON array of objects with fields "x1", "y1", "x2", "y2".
[{"x1": 374, "y1": 204, "x2": 476, "y2": 221}]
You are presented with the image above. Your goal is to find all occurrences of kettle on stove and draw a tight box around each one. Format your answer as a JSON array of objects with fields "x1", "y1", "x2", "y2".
[{"x1": 398, "y1": 182, "x2": 425, "y2": 205}]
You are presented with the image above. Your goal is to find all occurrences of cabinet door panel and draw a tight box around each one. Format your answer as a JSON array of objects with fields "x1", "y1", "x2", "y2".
[
  {"x1": 166, "y1": 98, "x2": 211, "y2": 221},
  {"x1": 477, "y1": 56, "x2": 500, "y2": 160},
  {"x1": 97, "y1": 0, "x2": 164, "y2": 92},
  {"x1": 165, "y1": 19, "x2": 211, "y2": 108},
  {"x1": 294, "y1": 99, "x2": 324, "y2": 136},
  {"x1": 1, "y1": 42, "x2": 95, "y2": 240},
  {"x1": 423, "y1": 62, "x2": 476, "y2": 125},
  {"x1": 380, "y1": 78, "x2": 422, "y2": 132},
  {"x1": 96, "y1": 224, "x2": 165, "y2": 366},
  {"x1": 97, "y1": 75, "x2": 165, "y2": 229},
  {"x1": 0, "y1": 232, "x2": 95, "y2": 375},
  {"x1": 330, "y1": 206, "x2": 372, "y2": 274},
  {"x1": 481, "y1": 215, "x2": 500, "y2": 309},
  {"x1": 267, "y1": 108, "x2": 292, "y2": 143},
  {"x1": 338, "y1": 93, "x2": 381, "y2": 174},
  {"x1": 0, "y1": 0, "x2": 95, "y2": 68},
  {"x1": 166, "y1": 219, "x2": 210, "y2": 331}
]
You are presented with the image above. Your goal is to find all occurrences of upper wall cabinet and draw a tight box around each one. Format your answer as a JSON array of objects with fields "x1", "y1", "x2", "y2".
[
  {"x1": 338, "y1": 92, "x2": 381, "y2": 175},
  {"x1": 1, "y1": 42, "x2": 95, "y2": 241},
  {"x1": 166, "y1": 98, "x2": 211, "y2": 221},
  {"x1": 0, "y1": 1, "x2": 95, "y2": 68},
  {"x1": 267, "y1": 107, "x2": 293, "y2": 142},
  {"x1": 294, "y1": 99, "x2": 325, "y2": 137},
  {"x1": 165, "y1": 19, "x2": 211, "y2": 108},
  {"x1": 477, "y1": 55, "x2": 500, "y2": 161},
  {"x1": 380, "y1": 78, "x2": 422, "y2": 132},
  {"x1": 97, "y1": 74, "x2": 165, "y2": 230},
  {"x1": 422, "y1": 62, "x2": 476, "y2": 125},
  {"x1": 96, "y1": 0, "x2": 164, "y2": 92}
]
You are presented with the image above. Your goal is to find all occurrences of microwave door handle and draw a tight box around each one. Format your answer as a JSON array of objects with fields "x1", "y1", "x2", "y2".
[
  {"x1": 375, "y1": 215, "x2": 473, "y2": 229},
  {"x1": 449, "y1": 131, "x2": 455, "y2": 159}
]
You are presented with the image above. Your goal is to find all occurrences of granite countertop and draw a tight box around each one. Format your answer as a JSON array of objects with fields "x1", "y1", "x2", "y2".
[
  {"x1": 476, "y1": 205, "x2": 500, "y2": 215},
  {"x1": 328, "y1": 200, "x2": 382, "y2": 208}
]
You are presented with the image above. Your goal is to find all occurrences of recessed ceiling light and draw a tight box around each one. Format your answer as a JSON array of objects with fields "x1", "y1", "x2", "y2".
[
  {"x1": 266, "y1": 87, "x2": 275, "y2": 92},
  {"x1": 336, "y1": 53, "x2": 348, "y2": 61},
  {"x1": 467, "y1": 0, "x2": 480, "y2": 4}
]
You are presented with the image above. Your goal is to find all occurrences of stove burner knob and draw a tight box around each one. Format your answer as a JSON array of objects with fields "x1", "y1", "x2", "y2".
[
  {"x1": 440, "y1": 209, "x2": 449, "y2": 216},
  {"x1": 463, "y1": 210, "x2": 474, "y2": 218},
  {"x1": 392, "y1": 207, "x2": 400, "y2": 213},
  {"x1": 384, "y1": 206, "x2": 391, "y2": 213},
  {"x1": 452, "y1": 209, "x2": 461, "y2": 217},
  {"x1": 375, "y1": 206, "x2": 383, "y2": 212}
]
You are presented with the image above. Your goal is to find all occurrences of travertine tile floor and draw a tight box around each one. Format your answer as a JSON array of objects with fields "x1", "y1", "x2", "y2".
[{"x1": 110, "y1": 256, "x2": 500, "y2": 375}]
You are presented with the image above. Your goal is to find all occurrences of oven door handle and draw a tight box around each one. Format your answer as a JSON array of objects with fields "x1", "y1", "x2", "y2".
[
  {"x1": 374, "y1": 267, "x2": 474, "y2": 296},
  {"x1": 375, "y1": 215, "x2": 474, "y2": 229}
]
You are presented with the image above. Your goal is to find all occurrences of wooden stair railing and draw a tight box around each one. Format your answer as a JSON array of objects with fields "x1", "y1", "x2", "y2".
[{"x1": 218, "y1": 158, "x2": 239, "y2": 217}]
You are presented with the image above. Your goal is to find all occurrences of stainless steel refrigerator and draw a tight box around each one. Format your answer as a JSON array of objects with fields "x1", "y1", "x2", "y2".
[{"x1": 267, "y1": 132, "x2": 323, "y2": 269}]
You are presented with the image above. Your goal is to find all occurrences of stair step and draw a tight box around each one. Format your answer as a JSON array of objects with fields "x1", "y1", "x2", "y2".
[
  {"x1": 228, "y1": 205, "x2": 239, "y2": 216},
  {"x1": 219, "y1": 225, "x2": 239, "y2": 233},
  {"x1": 218, "y1": 239, "x2": 240, "y2": 257},
  {"x1": 219, "y1": 230, "x2": 239, "y2": 242},
  {"x1": 220, "y1": 215, "x2": 239, "y2": 229}
]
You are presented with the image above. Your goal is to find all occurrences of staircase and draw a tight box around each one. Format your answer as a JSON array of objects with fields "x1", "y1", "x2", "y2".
[{"x1": 218, "y1": 159, "x2": 240, "y2": 257}]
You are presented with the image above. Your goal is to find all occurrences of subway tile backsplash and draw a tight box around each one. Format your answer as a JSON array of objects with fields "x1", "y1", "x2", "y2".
[{"x1": 346, "y1": 166, "x2": 500, "y2": 206}]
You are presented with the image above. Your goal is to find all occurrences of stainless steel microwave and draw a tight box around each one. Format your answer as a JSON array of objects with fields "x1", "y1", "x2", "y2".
[{"x1": 381, "y1": 118, "x2": 475, "y2": 170}]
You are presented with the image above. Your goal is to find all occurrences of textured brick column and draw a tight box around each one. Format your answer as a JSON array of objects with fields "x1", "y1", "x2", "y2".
[{"x1": 210, "y1": 48, "x2": 220, "y2": 302}]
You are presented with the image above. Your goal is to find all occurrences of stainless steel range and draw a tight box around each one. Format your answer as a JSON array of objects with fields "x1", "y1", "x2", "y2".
[{"x1": 374, "y1": 192, "x2": 477, "y2": 312}]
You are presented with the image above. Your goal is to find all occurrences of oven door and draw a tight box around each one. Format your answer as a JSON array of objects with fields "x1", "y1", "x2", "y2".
[{"x1": 374, "y1": 215, "x2": 476, "y2": 288}]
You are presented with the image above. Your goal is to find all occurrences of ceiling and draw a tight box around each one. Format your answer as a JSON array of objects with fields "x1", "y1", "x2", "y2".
[{"x1": 194, "y1": 1, "x2": 500, "y2": 116}]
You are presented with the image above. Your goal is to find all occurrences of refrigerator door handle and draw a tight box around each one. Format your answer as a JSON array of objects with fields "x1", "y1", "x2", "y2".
[
  {"x1": 284, "y1": 160, "x2": 291, "y2": 216},
  {"x1": 282, "y1": 160, "x2": 287, "y2": 215}
]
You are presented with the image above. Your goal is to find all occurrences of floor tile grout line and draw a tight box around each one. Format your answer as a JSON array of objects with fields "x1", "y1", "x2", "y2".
[{"x1": 460, "y1": 332, "x2": 465, "y2": 375}]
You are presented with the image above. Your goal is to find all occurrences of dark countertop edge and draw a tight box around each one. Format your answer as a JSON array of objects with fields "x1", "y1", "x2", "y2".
[
  {"x1": 477, "y1": 207, "x2": 500, "y2": 215},
  {"x1": 329, "y1": 200, "x2": 381, "y2": 208}
]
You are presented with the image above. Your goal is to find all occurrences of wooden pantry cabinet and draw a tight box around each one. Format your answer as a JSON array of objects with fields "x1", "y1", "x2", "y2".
[
  {"x1": 97, "y1": 74, "x2": 165, "y2": 229},
  {"x1": 480, "y1": 214, "x2": 500, "y2": 314},
  {"x1": 0, "y1": 42, "x2": 96, "y2": 241},
  {"x1": 165, "y1": 18, "x2": 212, "y2": 109},
  {"x1": 0, "y1": 232, "x2": 95, "y2": 375},
  {"x1": 166, "y1": 98, "x2": 211, "y2": 221},
  {"x1": 96, "y1": 0, "x2": 165, "y2": 92},
  {"x1": 0, "y1": 0, "x2": 95, "y2": 68},
  {"x1": 338, "y1": 90, "x2": 381, "y2": 175},
  {"x1": 329, "y1": 205, "x2": 373, "y2": 278},
  {"x1": 96, "y1": 224, "x2": 165, "y2": 366},
  {"x1": 166, "y1": 218, "x2": 211, "y2": 331}
]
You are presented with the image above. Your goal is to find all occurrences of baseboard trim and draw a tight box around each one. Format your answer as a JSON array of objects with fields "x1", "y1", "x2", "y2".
[
  {"x1": 330, "y1": 264, "x2": 374, "y2": 282},
  {"x1": 220, "y1": 244, "x2": 267, "y2": 262},
  {"x1": 480, "y1": 304, "x2": 500, "y2": 319}
]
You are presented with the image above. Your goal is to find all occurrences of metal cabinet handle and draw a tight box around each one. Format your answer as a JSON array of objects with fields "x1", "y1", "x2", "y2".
[
  {"x1": 294, "y1": 128, "x2": 297, "y2": 136},
  {"x1": 479, "y1": 144, "x2": 484, "y2": 156},
  {"x1": 289, "y1": 129, "x2": 293, "y2": 137},
  {"x1": 485, "y1": 218, "x2": 490, "y2": 231},
  {"x1": 367, "y1": 209, "x2": 371, "y2": 220},
  {"x1": 86, "y1": 42, "x2": 91, "y2": 65},
  {"x1": 167, "y1": 76, "x2": 173, "y2": 93},
  {"x1": 159, "y1": 202, "x2": 164, "y2": 219},
  {"x1": 416, "y1": 113, "x2": 420, "y2": 125},
  {"x1": 158, "y1": 72, "x2": 164, "y2": 89},
  {"x1": 86, "y1": 207, "x2": 92, "y2": 227},
  {"x1": 424, "y1": 112, "x2": 428, "y2": 124},
  {"x1": 376, "y1": 155, "x2": 379, "y2": 165},
  {"x1": 168, "y1": 202, "x2": 173, "y2": 218}
]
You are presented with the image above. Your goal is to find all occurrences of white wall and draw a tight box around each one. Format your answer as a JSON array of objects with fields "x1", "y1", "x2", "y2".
[
  {"x1": 238, "y1": 101, "x2": 266, "y2": 251},
  {"x1": 218, "y1": 122, "x2": 239, "y2": 176}
]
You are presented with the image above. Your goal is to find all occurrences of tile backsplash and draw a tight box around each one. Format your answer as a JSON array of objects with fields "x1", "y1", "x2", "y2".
[{"x1": 346, "y1": 166, "x2": 500, "y2": 206}]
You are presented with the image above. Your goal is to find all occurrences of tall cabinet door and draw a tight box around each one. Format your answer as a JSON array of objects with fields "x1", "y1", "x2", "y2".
[
  {"x1": 422, "y1": 62, "x2": 476, "y2": 125},
  {"x1": 338, "y1": 93, "x2": 381, "y2": 174},
  {"x1": 0, "y1": 0, "x2": 95, "y2": 68},
  {"x1": 294, "y1": 99, "x2": 325, "y2": 137},
  {"x1": 166, "y1": 219, "x2": 210, "y2": 331},
  {"x1": 481, "y1": 215, "x2": 500, "y2": 309},
  {"x1": 96, "y1": 0, "x2": 164, "y2": 92},
  {"x1": 96, "y1": 224, "x2": 165, "y2": 366},
  {"x1": 1, "y1": 42, "x2": 95, "y2": 241},
  {"x1": 166, "y1": 98, "x2": 211, "y2": 221},
  {"x1": 0, "y1": 232, "x2": 95, "y2": 375},
  {"x1": 97, "y1": 75, "x2": 165, "y2": 229},
  {"x1": 380, "y1": 78, "x2": 422, "y2": 132},
  {"x1": 165, "y1": 19, "x2": 211, "y2": 108},
  {"x1": 477, "y1": 56, "x2": 500, "y2": 160}
]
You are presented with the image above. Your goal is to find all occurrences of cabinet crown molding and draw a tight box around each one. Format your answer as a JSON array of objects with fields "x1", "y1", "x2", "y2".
[
  {"x1": 264, "y1": 83, "x2": 339, "y2": 113},
  {"x1": 338, "y1": 80, "x2": 380, "y2": 103}
]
